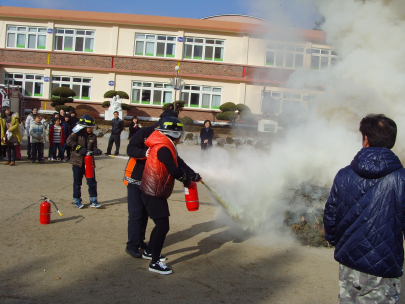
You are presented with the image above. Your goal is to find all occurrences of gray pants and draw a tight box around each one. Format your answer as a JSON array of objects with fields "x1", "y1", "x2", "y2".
[{"x1": 339, "y1": 264, "x2": 400, "y2": 304}]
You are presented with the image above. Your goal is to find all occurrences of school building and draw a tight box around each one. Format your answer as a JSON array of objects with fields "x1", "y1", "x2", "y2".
[{"x1": 0, "y1": 7, "x2": 333, "y2": 121}]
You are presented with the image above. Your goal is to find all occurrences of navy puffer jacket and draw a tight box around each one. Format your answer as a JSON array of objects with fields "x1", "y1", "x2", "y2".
[{"x1": 324, "y1": 147, "x2": 405, "y2": 278}]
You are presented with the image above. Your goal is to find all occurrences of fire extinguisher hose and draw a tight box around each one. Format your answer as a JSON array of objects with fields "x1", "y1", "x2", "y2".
[
  {"x1": 41, "y1": 196, "x2": 63, "y2": 216},
  {"x1": 200, "y1": 181, "x2": 247, "y2": 229}
]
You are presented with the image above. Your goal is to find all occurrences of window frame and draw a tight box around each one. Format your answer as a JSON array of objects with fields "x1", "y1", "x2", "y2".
[
  {"x1": 310, "y1": 48, "x2": 339, "y2": 70},
  {"x1": 180, "y1": 85, "x2": 222, "y2": 109},
  {"x1": 261, "y1": 90, "x2": 305, "y2": 115},
  {"x1": 265, "y1": 44, "x2": 305, "y2": 69},
  {"x1": 131, "y1": 81, "x2": 173, "y2": 106},
  {"x1": 6, "y1": 25, "x2": 47, "y2": 50},
  {"x1": 51, "y1": 76, "x2": 92, "y2": 100},
  {"x1": 183, "y1": 37, "x2": 225, "y2": 62},
  {"x1": 4, "y1": 73, "x2": 44, "y2": 97},
  {"x1": 134, "y1": 34, "x2": 177, "y2": 58},
  {"x1": 54, "y1": 28, "x2": 95, "y2": 53}
]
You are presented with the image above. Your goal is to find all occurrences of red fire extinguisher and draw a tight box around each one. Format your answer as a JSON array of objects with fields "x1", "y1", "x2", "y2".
[
  {"x1": 39, "y1": 196, "x2": 63, "y2": 225},
  {"x1": 184, "y1": 181, "x2": 199, "y2": 211},
  {"x1": 84, "y1": 152, "x2": 95, "y2": 178}
]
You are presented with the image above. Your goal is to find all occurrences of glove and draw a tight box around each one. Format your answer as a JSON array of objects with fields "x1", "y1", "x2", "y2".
[
  {"x1": 77, "y1": 147, "x2": 87, "y2": 156},
  {"x1": 191, "y1": 173, "x2": 202, "y2": 182},
  {"x1": 93, "y1": 149, "x2": 102, "y2": 156}
]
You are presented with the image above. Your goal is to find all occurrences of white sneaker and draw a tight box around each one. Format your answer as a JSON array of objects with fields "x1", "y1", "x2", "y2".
[{"x1": 149, "y1": 261, "x2": 172, "y2": 275}]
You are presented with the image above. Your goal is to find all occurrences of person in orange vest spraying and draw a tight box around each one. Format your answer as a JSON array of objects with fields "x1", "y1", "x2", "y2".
[
  {"x1": 140, "y1": 116, "x2": 201, "y2": 274},
  {"x1": 124, "y1": 110, "x2": 178, "y2": 260}
]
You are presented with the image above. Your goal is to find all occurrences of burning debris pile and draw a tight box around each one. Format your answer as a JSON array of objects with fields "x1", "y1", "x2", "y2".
[{"x1": 285, "y1": 185, "x2": 331, "y2": 247}]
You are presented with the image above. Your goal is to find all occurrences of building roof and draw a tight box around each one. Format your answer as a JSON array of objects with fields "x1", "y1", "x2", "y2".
[
  {"x1": 0, "y1": 6, "x2": 326, "y2": 42},
  {"x1": 202, "y1": 14, "x2": 276, "y2": 25}
]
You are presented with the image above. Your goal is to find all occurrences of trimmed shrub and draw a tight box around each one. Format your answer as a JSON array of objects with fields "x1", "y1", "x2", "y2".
[
  {"x1": 101, "y1": 100, "x2": 131, "y2": 111},
  {"x1": 103, "y1": 90, "x2": 129, "y2": 99},
  {"x1": 55, "y1": 105, "x2": 74, "y2": 113},
  {"x1": 216, "y1": 111, "x2": 238, "y2": 122},
  {"x1": 101, "y1": 100, "x2": 110, "y2": 108},
  {"x1": 236, "y1": 103, "x2": 250, "y2": 113},
  {"x1": 219, "y1": 102, "x2": 237, "y2": 112},
  {"x1": 51, "y1": 87, "x2": 75, "y2": 107},
  {"x1": 179, "y1": 116, "x2": 193, "y2": 125}
]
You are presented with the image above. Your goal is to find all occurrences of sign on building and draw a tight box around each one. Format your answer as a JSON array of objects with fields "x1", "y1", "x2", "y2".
[{"x1": 109, "y1": 81, "x2": 115, "y2": 86}]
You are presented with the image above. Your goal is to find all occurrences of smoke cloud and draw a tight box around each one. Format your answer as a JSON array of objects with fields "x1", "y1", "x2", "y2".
[{"x1": 181, "y1": 0, "x2": 405, "y2": 242}]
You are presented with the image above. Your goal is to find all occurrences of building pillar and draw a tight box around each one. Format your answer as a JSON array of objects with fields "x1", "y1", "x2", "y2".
[
  {"x1": 47, "y1": 21, "x2": 54, "y2": 51},
  {"x1": 176, "y1": 30, "x2": 184, "y2": 60},
  {"x1": 111, "y1": 25, "x2": 119, "y2": 55},
  {"x1": 241, "y1": 35, "x2": 249, "y2": 65},
  {"x1": 0, "y1": 21, "x2": 5, "y2": 48},
  {"x1": 238, "y1": 82, "x2": 246, "y2": 105}
]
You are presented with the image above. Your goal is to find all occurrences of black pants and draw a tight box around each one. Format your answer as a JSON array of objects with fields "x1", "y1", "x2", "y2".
[
  {"x1": 6, "y1": 145, "x2": 16, "y2": 162},
  {"x1": 72, "y1": 166, "x2": 97, "y2": 199},
  {"x1": 147, "y1": 217, "x2": 169, "y2": 264},
  {"x1": 27, "y1": 136, "x2": 31, "y2": 157},
  {"x1": 31, "y1": 143, "x2": 44, "y2": 162},
  {"x1": 127, "y1": 184, "x2": 149, "y2": 250},
  {"x1": 107, "y1": 135, "x2": 121, "y2": 154},
  {"x1": 0, "y1": 144, "x2": 6, "y2": 158}
]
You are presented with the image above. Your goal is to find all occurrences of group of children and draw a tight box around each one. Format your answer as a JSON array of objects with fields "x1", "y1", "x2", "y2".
[{"x1": 24, "y1": 108, "x2": 80, "y2": 164}]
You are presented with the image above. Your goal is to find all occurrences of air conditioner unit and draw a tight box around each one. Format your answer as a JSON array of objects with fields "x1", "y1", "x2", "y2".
[{"x1": 258, "y1": 119, "x2": 278, "y2": 133}]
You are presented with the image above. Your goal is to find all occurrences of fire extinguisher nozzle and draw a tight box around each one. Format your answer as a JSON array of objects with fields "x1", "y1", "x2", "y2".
[{"x1": 58, "y1": 211, "x2": 63, "y2": 216}]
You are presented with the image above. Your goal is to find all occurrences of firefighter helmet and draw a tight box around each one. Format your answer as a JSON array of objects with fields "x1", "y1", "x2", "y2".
[
  {"x1": 78, "y1": 115, "x2": 96, "y2": 127},
  {"x1": 156, "y1": 117, "x2": 184, "y2": 138}
]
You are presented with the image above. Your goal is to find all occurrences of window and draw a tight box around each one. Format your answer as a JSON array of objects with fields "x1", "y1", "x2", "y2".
[
  {"x1": 4, "y1": 73, "x2": 44, "y2": 97},
  {"x1": 184, "y1": 37, "x2": 225, "y2": 62},
  {"x1": 6, "y1": 25, "x2": 47, "y2": 49},
  {"x1": 265, "y1": 44, "x2": 305, "y2": 68},
  {"x1": 54, "y1": 29, "x2": 95, "y2": 52},
  {"x1": 180, "y1": 85, "x2": 222, "y2": 109},
  {"x1": 51, "y1": 76, "x2": 91, "y2": 100},
  {"x1": 311, "y1": 48, "x2": 338, "y2": 70},
  {"x1": 131, "y1": 81, "x2": 173, "y2": 105},
  {"x1": 261, "y1": 91, "x2": 305, "y2": 114},
  {"x1": 134, "y1": 34, "x2": 176, "y2": 58}
]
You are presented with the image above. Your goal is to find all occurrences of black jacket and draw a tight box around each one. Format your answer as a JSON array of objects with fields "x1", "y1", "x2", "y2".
[
  {"x1": 128, "y1": 122, "x2": 140, "y2": 139},
  {"x1": 200, "y1": 127, "x2": 214, "y2": 148},
  {"x1": 111, "y1": 118, "x2": 124, "y2": 135},
  {"x1": 126, "y1": 123, "x2": 194, "y2": 182},
  {"x1": 69, "y1": 116, "x2": 79, "y2": 130}
]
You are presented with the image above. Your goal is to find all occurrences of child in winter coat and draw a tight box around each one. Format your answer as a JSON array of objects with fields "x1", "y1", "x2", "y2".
[
  {"x1": 29, "y1": 114, "x2": 46, "y2": 163},
  {"x1": 66, "y1": 115, "x2": 103, "y2": 209}
]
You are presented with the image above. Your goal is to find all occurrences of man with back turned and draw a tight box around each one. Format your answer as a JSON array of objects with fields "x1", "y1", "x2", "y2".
[{"x1": 324, "y1": 114, "x2": 405, "y2": 303}]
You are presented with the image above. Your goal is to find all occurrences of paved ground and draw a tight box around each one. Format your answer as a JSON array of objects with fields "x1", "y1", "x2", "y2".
[{"x1": 1, "y1": 137, "x2": 405, "y2": 304}]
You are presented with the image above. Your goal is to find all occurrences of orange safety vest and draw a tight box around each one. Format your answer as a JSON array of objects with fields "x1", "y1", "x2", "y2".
[{"x1": 140, "y1": 130, "x2": 178, "y2": 199}]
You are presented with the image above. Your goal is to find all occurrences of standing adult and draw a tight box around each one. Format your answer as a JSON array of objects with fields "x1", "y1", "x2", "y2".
[
  {"x1": 62, "y1": 115, "x2": 71, "y2": 161},
  {"x1": 324, "y1": 114, "x2": 405, "y2": 303},
  {"x1": 1, "y1": 107, "x2": 22, "y2": 166},
  {"x1": 200, "y1": 120, "x2": 214, "y2": 150},
  {"x1": 25, "y1": 107, "x2": 38, "y2": 159},
  {"x1": 128, "y1": 116, "x2": 141, "y2": 139},
  {"x1": 106, "y1": 111, "x2": 124, "y2": 156}
]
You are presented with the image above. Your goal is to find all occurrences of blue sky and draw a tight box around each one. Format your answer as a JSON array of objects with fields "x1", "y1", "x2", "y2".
[{"x1": 4, "y1": 0, "x2": 320, "y2": 29}]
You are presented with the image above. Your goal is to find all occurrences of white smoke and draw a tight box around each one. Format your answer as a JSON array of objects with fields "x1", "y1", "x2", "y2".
[{"x1": 181, "y1": 0, "x2": 405, "y2": 241}]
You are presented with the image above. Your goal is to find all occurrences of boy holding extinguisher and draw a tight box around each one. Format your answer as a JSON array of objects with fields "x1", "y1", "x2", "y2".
[{"x1": 66, "y1": 115, "x2": 102, "y2": 209}]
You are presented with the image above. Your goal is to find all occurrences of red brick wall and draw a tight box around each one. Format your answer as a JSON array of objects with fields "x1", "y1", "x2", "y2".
[
  {"x1": 50, "y1": 53, "x2": 111, "y2": 69},
  {"x1": 25, "y1": 98, "x2": 219, "y2": 122},
  {"x1": 0, "y1": 49, "x2": 47, "y2": 65}
]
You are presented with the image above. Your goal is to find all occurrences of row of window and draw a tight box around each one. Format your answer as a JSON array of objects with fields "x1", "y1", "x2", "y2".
[
  {"x1": 3, "y1": 73, "x2": 223, "y2": 110},
  {"x1": 5, "y1": 25, "x2": 338, "y2": 68},
  {"x1": 261, "y1": 91, "x2": 316, "y2": 115}
]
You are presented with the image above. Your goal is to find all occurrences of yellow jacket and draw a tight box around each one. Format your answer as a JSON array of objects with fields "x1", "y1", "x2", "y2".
[{"x1": 0, "y1": 116, "x2": 22, "y2": 145}]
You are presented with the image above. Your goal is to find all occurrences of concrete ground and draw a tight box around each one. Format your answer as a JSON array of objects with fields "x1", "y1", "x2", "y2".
[{"x1": 1, "y1": 137, "x2": 404, "y2": 304}]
